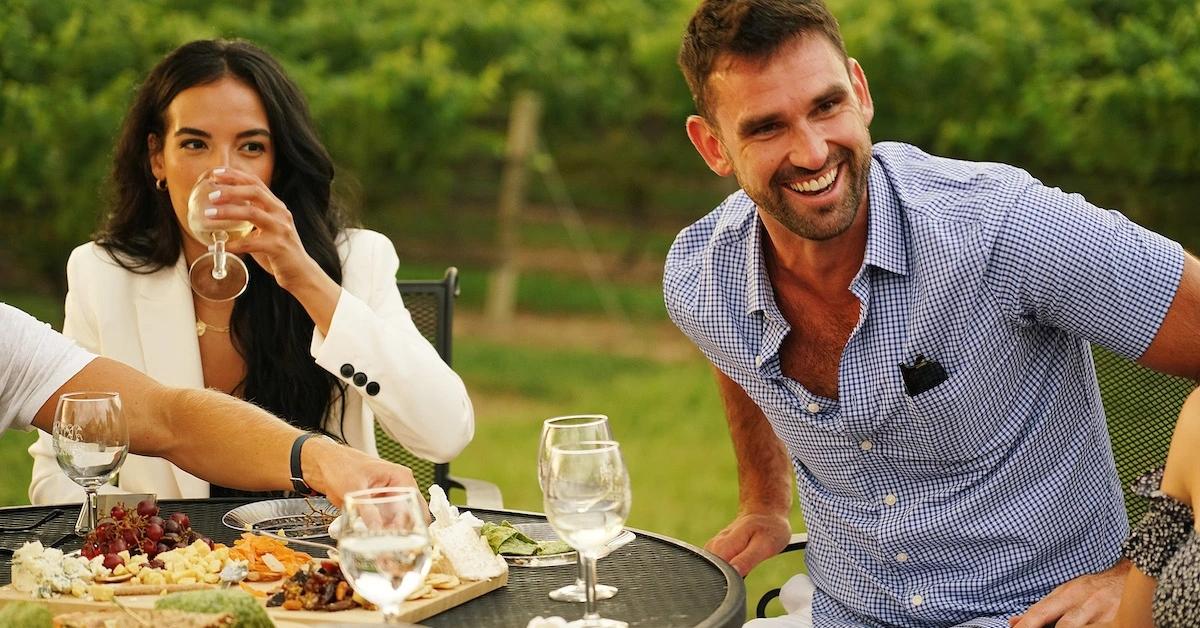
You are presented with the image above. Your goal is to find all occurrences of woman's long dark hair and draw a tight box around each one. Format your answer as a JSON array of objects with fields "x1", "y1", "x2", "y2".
[{"x1": 98, "y1": 40, "x2": 352, "y2": 453}]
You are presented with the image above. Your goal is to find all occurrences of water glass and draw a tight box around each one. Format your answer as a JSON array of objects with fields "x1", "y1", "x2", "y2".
[
  {"x1": 52, "y1": 392, "x2": 128, "y2": 536},
  {"x1": 539, "y1": 415, "x2": 618, "y2": 602},
  {"x1": 544, "y1": 440, "x2": 631, "y2": 628},
  {"x1": 338, "y1": 487, "x2": 433, "y2": 624}
]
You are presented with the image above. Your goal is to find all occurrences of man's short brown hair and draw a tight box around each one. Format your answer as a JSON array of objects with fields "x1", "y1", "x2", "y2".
[{"x1": 678, "y1": 0, "x2": 848, "y2": 120}]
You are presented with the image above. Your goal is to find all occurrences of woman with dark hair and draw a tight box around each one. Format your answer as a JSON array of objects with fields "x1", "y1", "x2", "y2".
[{"x1": 29, "y1": 39, "x2": 473, "y2": 502}]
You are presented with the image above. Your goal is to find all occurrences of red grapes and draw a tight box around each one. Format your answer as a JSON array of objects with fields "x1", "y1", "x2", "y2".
[
  {"x1": 80, "y1": 501, "x2": 210, "y2": 564},
  {"x1": 136, "y1": 499, "x2": 157, "y2": 518}
]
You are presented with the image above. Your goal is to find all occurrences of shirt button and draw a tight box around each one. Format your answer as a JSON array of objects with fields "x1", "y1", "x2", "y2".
[
  {"x1": 859, "y1": 440, "x2": 874, "y2": 451},
  {"x1": 365, "y1": 381, "x2": 381, "y2": 396},
  {"x1": 340, "y1": 363, "x2": 354, "y2": 377},
  {"x1": 895, "y1": 552, "x2": 909, "y2": 563},
  {"x1": 883, "y1": 494, "x2": 897, "y2": 506},
  {"x1": 353, "y1": 372, "x2": 368, "y2": 387},
  {"x1": 754, "y1": 355, "x2": 764, "y2": 367},
  {"x1": 911, "y1": 594, "x2": 924, "y2": 606},
  {"x1": 806, "y1": 402, "x2": 820, "y2": 414}
]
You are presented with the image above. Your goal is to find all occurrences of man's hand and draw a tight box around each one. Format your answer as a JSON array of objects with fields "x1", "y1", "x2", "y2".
[
  {"x1": 1009, "y1": 561, "x2": 1129, "y2": 628},
  {"x1": 305, "y1": 438, "x2": 418, "y2": 508},
  {"x1": 705, "y1": 368, "x2": 796, "y2": 576},
  {"x1": 705, "y1": 511, "x2": 793, "y2": 576}
]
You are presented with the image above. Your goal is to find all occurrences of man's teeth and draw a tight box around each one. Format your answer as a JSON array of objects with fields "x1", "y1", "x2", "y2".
[{"x1": 787, "y1": 168, "x2": 837, "y2": 194}]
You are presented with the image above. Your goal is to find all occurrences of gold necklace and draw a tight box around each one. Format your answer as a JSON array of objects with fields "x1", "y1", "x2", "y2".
[{"x1": 195, "y1": 319, "x2": 230, "y2": 336}]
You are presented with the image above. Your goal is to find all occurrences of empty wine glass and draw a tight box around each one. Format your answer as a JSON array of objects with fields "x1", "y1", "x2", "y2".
[
  {"x1": 52, "y1": 392, "x2": 128, "y2": 536},
  {"x1": 539, "y1": 415, "x2": 618, "y2": 602},
  {"x1": 543, "y1": 440, "x2": 631, "y2": 628},
  {"x1": 186, "y1": 168, "x2": 251, "y2": 301},
  {"x1": 338, "y1": 487, "x2": 433, "y2": 624}
]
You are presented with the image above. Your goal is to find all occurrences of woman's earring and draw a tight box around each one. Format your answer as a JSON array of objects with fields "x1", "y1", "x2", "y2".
[{"x1": 156, "y1": 178, "x2": 168, "y2": 191}]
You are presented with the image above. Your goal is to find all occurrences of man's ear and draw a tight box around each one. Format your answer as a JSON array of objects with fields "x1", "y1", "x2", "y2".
[
  {"x1": 847, "y1": 58, "x2": 874, "y2": 126},
  {"x1": 686, "y1": 115, "x2": 734, "y2": 177},
  {"x1": 148, "y1": 133, "x2": 165, "y2": 181}
]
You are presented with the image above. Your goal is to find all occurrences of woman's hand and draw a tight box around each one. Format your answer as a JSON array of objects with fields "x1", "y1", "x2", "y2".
[
  {"x1": 205, "y1": 167, "x2": 341, "y2": 333},
  {"x1": 204, "y1": 167, "x2": 324, "y2": 292}
]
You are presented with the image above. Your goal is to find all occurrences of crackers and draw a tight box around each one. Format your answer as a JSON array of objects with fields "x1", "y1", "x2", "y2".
[{"x1": 404, "y1": 572, "x2": 461, "y2": 600}]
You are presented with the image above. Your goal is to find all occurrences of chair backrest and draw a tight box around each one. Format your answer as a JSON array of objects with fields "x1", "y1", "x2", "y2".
[
  {"x1": 374, "y1": 267, "x2": 460, "y2": 498},
  {"x1": 1095, "y1": 345, "x2": 1194, "y2": 523}
]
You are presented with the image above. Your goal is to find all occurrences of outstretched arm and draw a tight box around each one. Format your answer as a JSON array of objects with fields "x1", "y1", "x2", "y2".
[
  {"x1": 31, "y1": 356, "x2": 415, "y2": 506},
  {"x1": 704, "y1": 366, "x2": 795, "y2": 576}
]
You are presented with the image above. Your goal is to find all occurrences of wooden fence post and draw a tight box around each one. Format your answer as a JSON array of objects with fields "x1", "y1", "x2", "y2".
[{"x1": 486, "y1": 90, "x2": 542, "y2": 326}]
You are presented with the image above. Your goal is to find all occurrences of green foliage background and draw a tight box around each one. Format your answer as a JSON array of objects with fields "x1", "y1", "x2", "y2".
[{"x1": 1, "y1": 0, "x2": 1197, "y2": 291}]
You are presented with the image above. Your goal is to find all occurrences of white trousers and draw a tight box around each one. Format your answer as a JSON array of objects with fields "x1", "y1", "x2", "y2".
[{"x1": 744, "y1": 573, "x2": 814, "y2": 628}]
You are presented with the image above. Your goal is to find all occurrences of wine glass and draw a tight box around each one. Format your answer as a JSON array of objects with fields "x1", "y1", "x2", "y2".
[
  {"x1": 539, "y1": 415, "x2": 618, "y2": 602},
  {"x1": 338, "y1": 487, "x2": 433, "y2": 624},
  {"x1": 52, "y1": 392, "x2": 128, "y2": 536},
  {"x1": 186, "y1": 168, "x2": 251, "y2": 301},
  {"x1": 543, "y1": 441, "x2": 631, "y2": 628}
]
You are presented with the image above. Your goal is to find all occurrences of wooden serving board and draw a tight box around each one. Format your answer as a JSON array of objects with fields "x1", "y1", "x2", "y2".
[{"x1": 0, "y1": 570, "x2": 507, "y2": 625}]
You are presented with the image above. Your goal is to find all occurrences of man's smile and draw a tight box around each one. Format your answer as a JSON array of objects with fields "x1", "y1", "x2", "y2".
[{"x1": 782, "y1": 163, "x2": 840, "y2": 197}]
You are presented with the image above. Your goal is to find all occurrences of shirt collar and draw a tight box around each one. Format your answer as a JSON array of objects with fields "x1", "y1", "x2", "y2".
[
  {"x1": 744, "y1": 213, "x2": 775, "y2": 316},
  {"x1": 740, "y1": 151, "x2": 909, "y2": 316},
  {"x1": 863, "y1": 153, "x2": 908, "y2": 277}
]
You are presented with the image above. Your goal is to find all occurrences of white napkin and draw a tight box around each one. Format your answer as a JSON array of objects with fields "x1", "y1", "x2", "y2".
[
  {"x1": 428, "y1": 484, "x2": 484, "y2": 530},
  {"x1": 526, "y1": 616, "x2": 569, "y2": 628}
]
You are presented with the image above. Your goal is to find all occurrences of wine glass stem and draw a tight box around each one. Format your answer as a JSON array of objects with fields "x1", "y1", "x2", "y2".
[
  {"x1": 582, "y1": 553, "x2": 600, "y2": 620},
  {"x1": 212, "y1": 238, "x2": 228, "y2": 280},
  {"x1": 575, "y1": 554, "x2": 587, "y2": 588},
  {"x1": 76, "y1": 487, "x2": 97, "y2": 536}
]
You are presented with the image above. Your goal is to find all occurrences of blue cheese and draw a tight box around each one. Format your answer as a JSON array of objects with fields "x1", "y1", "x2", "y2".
[
  {"x1": 11, "y1": 541, "x2": 107, "y2": 598},
  {"x1": 219, "y1": 559, "x2": 249, "y2": 585}
]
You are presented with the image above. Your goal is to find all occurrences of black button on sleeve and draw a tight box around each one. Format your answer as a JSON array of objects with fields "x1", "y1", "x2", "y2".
[
  {"x1": 340, "y1": 363, "x2": 354, "y2": 377},
  {"x1": 353, "y1": 372, "x2": 368, "y2": 387},
  {"x1": 365, "y1": 382, "x2": 381, "y2": 396}
]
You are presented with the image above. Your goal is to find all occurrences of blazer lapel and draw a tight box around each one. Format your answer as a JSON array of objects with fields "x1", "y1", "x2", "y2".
[{"x1": 133, "y1": 256, "x2": 210, "y2": 497}]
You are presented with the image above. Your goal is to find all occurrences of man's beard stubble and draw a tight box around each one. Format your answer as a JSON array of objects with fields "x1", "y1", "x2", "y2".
[{"x1": 741, "y1": 144, "x2": 871, "y2": 242}]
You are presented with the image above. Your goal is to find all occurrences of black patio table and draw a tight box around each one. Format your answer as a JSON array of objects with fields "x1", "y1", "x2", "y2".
[{"x1": 0, "y1": 499, "x2": 745, "y2": 627}]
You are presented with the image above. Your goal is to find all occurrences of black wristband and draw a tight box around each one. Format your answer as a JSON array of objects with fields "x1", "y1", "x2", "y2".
[{"x1": 289, "y1": 432, "x2": 323, "y2": 496}]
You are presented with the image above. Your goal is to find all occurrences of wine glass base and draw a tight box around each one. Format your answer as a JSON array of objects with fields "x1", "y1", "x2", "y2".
[
  {"x1": 189, "y1": 253, "x2": 249, "y2": 302},
  {"x1": 549, "y1": 582, "x2": 617, "y2": 602},
  {"x1": 565, "y1": 618, "x2": 627, "y2": 628}
]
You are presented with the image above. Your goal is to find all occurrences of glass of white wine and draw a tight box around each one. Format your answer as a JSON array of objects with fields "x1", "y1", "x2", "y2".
[
  {"x1": 52, "y1": 392, "x2": 128, "y2": 536},
  {"x1": 186, "y1": 168, "x2": 252, "y2": 301},
  {"x1": 338, "y1": 487, "x2": 433, "y2": 624},
  {"x1": 543, "y1": 440, "x2": 631, "y2": 628},
  {"x1": 539, "y1": 415, "x2": 618, "y2": 602}
]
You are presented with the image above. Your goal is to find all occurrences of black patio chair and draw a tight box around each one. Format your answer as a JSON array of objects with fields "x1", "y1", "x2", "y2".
[
  {"x1": 755, "y1": 345, "x2": 1194, "y2": 618},
  {"x1": 373, "y1": 267, "x2": 503, "y2": 507}
]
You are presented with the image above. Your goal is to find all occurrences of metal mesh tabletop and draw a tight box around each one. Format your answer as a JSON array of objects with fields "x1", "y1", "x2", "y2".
[{"x1": 0, "y1": 500, "x2": 744, "y2": 627}]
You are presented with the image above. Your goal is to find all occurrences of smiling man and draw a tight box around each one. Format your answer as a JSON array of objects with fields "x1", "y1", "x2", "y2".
[{"x1": 663, "y1": 1, "x2": 1200, "y2": 627}]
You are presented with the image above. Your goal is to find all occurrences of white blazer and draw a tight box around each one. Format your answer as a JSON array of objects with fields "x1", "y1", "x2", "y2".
[{"x1": 29, "y1": 228, "x2": 474, "y2": 503}]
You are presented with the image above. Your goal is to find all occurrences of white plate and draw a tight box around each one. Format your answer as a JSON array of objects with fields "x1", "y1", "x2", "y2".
[
  {"x1": 222, "y1": 498, "x2": 339, "y2": 540},
  {"x1": 502, "y1": 522, "x2": 635, "y2": 568}
]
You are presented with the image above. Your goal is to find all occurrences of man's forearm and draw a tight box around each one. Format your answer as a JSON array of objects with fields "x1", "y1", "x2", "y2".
[
  {"x1": 150, "y1": 386, "x2": 299, "y2": 492},
  {"x1": 34, "y1": 356, "x2": 302, "y2": 492},
  {"x1": 33, "y1": 356, "x2": 418, "y2": 504},
  {"x1": 714, "y1": 367, "x2": 792, "y2": 515}
]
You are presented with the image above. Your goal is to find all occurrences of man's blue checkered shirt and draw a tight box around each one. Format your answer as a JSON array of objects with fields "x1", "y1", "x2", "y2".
[{"x1": 664, "y1": 142, "x2": 1185, "y2": 627}]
